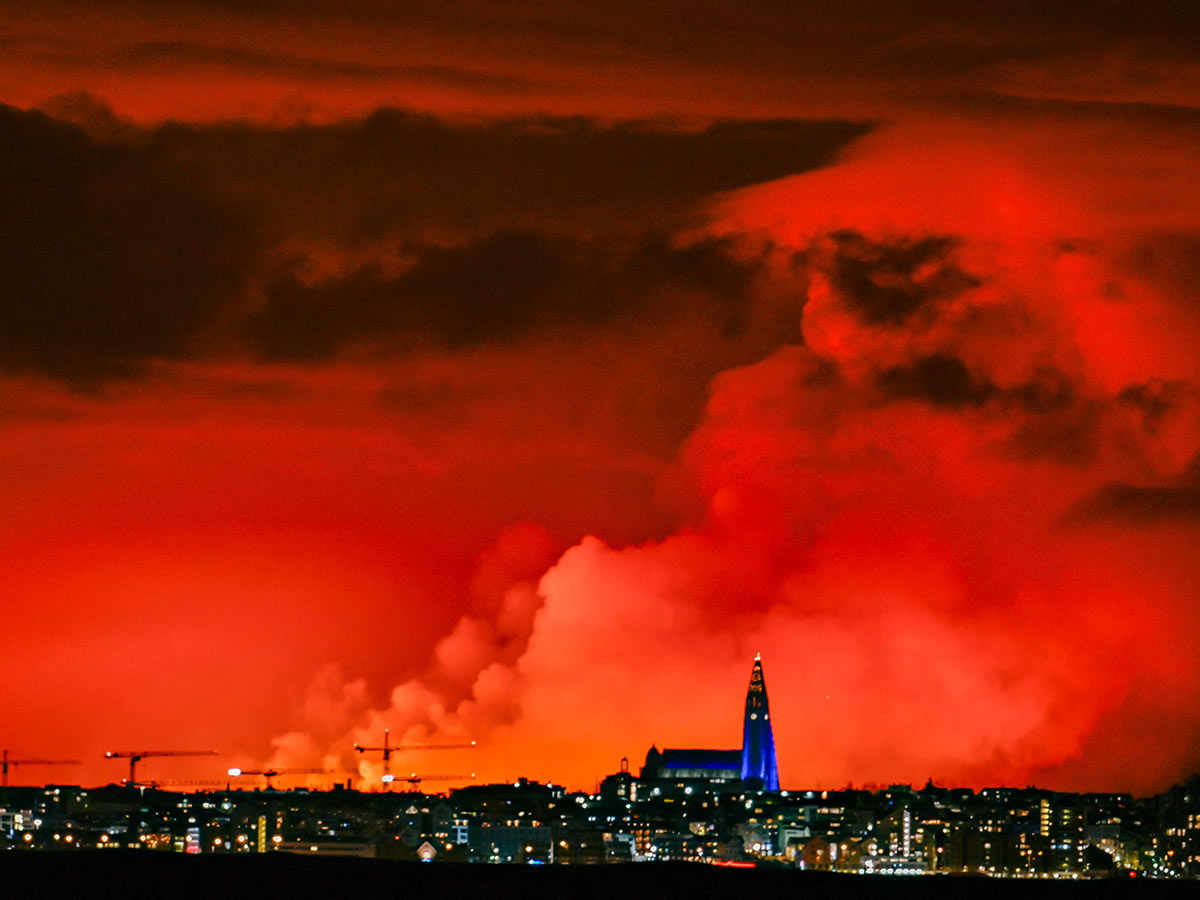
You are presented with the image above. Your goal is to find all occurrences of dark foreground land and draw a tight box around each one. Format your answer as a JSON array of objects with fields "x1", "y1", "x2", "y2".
[{"x1": 1, "y1": 853, "x2": 1196, "y2": 900}]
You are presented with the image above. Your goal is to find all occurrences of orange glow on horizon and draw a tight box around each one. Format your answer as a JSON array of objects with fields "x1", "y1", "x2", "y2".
[{"x1": 2, "y1": 4, "x2": 1200, "y2": 796}]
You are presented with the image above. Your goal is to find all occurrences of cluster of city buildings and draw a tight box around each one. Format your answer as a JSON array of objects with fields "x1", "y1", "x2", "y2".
[{"x1": 3, "y1": 657, "x2": 1199, "y2": 877}]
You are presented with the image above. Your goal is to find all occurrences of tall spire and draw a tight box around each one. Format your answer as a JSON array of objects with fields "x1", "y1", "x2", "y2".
[{"x1": 740, "y1": 654, "x2": 779, "y2": 790}]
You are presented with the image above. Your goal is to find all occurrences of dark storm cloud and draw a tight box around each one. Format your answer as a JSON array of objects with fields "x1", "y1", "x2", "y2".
[
  {"x1": 1005, "y1": 368, "x2": 1078, "y2": 416},
  {"x1": 1008, "y1": 378, "x2": 1199, "y2": 469},
  {"x1": 809, "y1": 230, "x2": 980, "y2": 326},
  {"x1": 1121, "y1": 232, "x2": 1200, "y2": 309},
  {"x1": 949, "y1": 369, "x2": 1101, "y2": 466},
  {"x1": 159, "y1": 112, "x2": 871, "y2": 244},
  {"x1": 43, "y1": 41, "x2": 537, "y2": 92},
  {"x1": 61, "y1": 0, "x2": 1200, "y2": 69},
  {"x1": 871, "y1": 355, "x2": 1102, "y2": 468},
  {"x1": 1117, "y1": 380, "x2": 1191, "y2": 434},
  {"x1": 251, "y1": 232, "x2": 763, "y2": 360},
  {"x1": 1001, "y1": 403, "x2": 1103, "y2": 467},
  {"x1": 875, "y1": 354, "x2": 995, "y2": 407},
  {"x1": 0, "y1": 100, "x2": 866, "y2": 379},
  {"x1": 0, "y1": 104, "x2": 253, "y2": 380},
  {"x1": 1067, "y1": 458, "x2": 1200, "y2": 525},
  {"x1": 21, "y1": 0, "x2": 1200, "y2": 120}
]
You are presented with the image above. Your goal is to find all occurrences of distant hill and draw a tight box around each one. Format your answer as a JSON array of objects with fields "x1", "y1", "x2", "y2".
[{"x1": 0, "y1": 852, "x2": 1193, "y2": 900}]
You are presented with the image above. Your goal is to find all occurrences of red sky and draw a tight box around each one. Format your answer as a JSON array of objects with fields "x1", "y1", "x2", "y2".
[{"x1": 3, "y1": 1, "x2": 1200, "y2": 795}]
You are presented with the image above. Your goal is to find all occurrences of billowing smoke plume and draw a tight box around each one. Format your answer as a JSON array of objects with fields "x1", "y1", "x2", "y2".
[{"x1": 268, "y1": 123, "x2": 1200, "y2": 794}]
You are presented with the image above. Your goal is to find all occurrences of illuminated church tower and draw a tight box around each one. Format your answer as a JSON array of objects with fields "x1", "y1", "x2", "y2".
[{"x1": 740, "y1": 653, "x2": 779, "y2": 790}]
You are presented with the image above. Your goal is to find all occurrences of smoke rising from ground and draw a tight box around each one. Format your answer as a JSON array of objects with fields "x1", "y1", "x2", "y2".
[
  {"x1": 264, "y1": 123, "x2": 1200, "y2": 794},
  {"x1": 3, "y1": 69, "x2": 1200, "y2": 792}
]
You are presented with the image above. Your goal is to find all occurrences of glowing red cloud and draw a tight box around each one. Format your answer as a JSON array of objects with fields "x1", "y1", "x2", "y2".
[
  {"x1": 2, "y1": 93, "x2": 1199, "y2": 796},
  {"x1": 285, "y1": 124, "x2": 1200, "y2": 794}
]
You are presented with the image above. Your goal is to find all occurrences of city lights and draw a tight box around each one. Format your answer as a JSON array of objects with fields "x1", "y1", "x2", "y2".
[{"x1": 1, "y1": 2, "x2": 1198, "y2": 889}]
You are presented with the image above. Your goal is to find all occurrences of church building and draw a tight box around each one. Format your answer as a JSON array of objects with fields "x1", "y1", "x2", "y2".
[{"x1": 640, "y1": 654, "x2": 780, "y2": 790}]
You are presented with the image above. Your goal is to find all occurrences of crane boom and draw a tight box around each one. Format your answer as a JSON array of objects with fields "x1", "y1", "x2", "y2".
[
  {"x1": 105, "y1": 750, "x2": 219, "y2": 757},
  {"x1": 398, "y1": 773, "x2": 475, "y2": 791},
  {"x1": 352, "y1": 729, "x2": 475, "y2": 787},
  {"x1": 227, "y1": 767, "x2": 333, "y2": 789},
  {"x1": 354, "y1": 743, "x2": 478, "y2": 752},
  {"x1": 104, "y1": 749, "x2": 218, "y2": 785},
  {"x1": 1, "y1": 750, "x2": 81, "y2": 787}
]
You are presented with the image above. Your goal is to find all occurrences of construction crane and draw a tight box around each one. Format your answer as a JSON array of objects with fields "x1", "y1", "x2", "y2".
[
  {"x1": 136, "y1": 779, "x2": 230, "y2": 790},
  {"x1": 104, "y1": 749, "x2": 218, "y2": 786},
  {"x1": 397, "y1": 773, "x2": 475, "y2": 792},
  {"x1": 353, "y1": 729, "x2": 475, "y2": 786},
  {"x1": 1, "y1": 750, "x2": 81, "y2": 787},
  {"x1": 227, "y1": 767, "x2": 332, "y2": 790}
]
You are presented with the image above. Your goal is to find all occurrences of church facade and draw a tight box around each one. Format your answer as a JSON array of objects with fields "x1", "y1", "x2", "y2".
[{"x1": 640, "y1": 654, "x2": 780, "y2": 790}]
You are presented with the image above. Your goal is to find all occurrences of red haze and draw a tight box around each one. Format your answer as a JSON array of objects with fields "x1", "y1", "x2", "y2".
[
  {"x1": 2, "y1": 6, "x2": 1200, "y2": 794},
  {"x1": 255, "y1": 125, "x2": 1200, "y2": 794}
]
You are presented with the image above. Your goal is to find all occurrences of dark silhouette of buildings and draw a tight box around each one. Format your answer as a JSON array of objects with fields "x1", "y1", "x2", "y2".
[{"x1": 9, "y1": 654, "x2": 1200, "y2": 877}]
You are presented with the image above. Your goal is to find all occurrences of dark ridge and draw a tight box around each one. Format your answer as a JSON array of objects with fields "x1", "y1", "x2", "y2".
[{"x1": 0, "y1": 852, "x2": 1189, "y2": 900}]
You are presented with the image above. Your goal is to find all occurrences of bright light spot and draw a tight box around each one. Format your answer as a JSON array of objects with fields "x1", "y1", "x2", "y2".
[{"x1": 227, "y1": 768, "x2": 242, "y2": 777}]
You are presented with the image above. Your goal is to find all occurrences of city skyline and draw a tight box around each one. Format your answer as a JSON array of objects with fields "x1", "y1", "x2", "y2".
[
  {"x1": 4, "y1": 746, "x2": 1200, "y2": 876},
  {"x1": 3, "y1": 3, "x2": 1200, "y2": 796}
]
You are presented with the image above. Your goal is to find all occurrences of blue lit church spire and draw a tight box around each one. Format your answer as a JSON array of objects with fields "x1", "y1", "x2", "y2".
[{"x1": 740, "y1": 653, "x2": 779, "y2": 791}]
